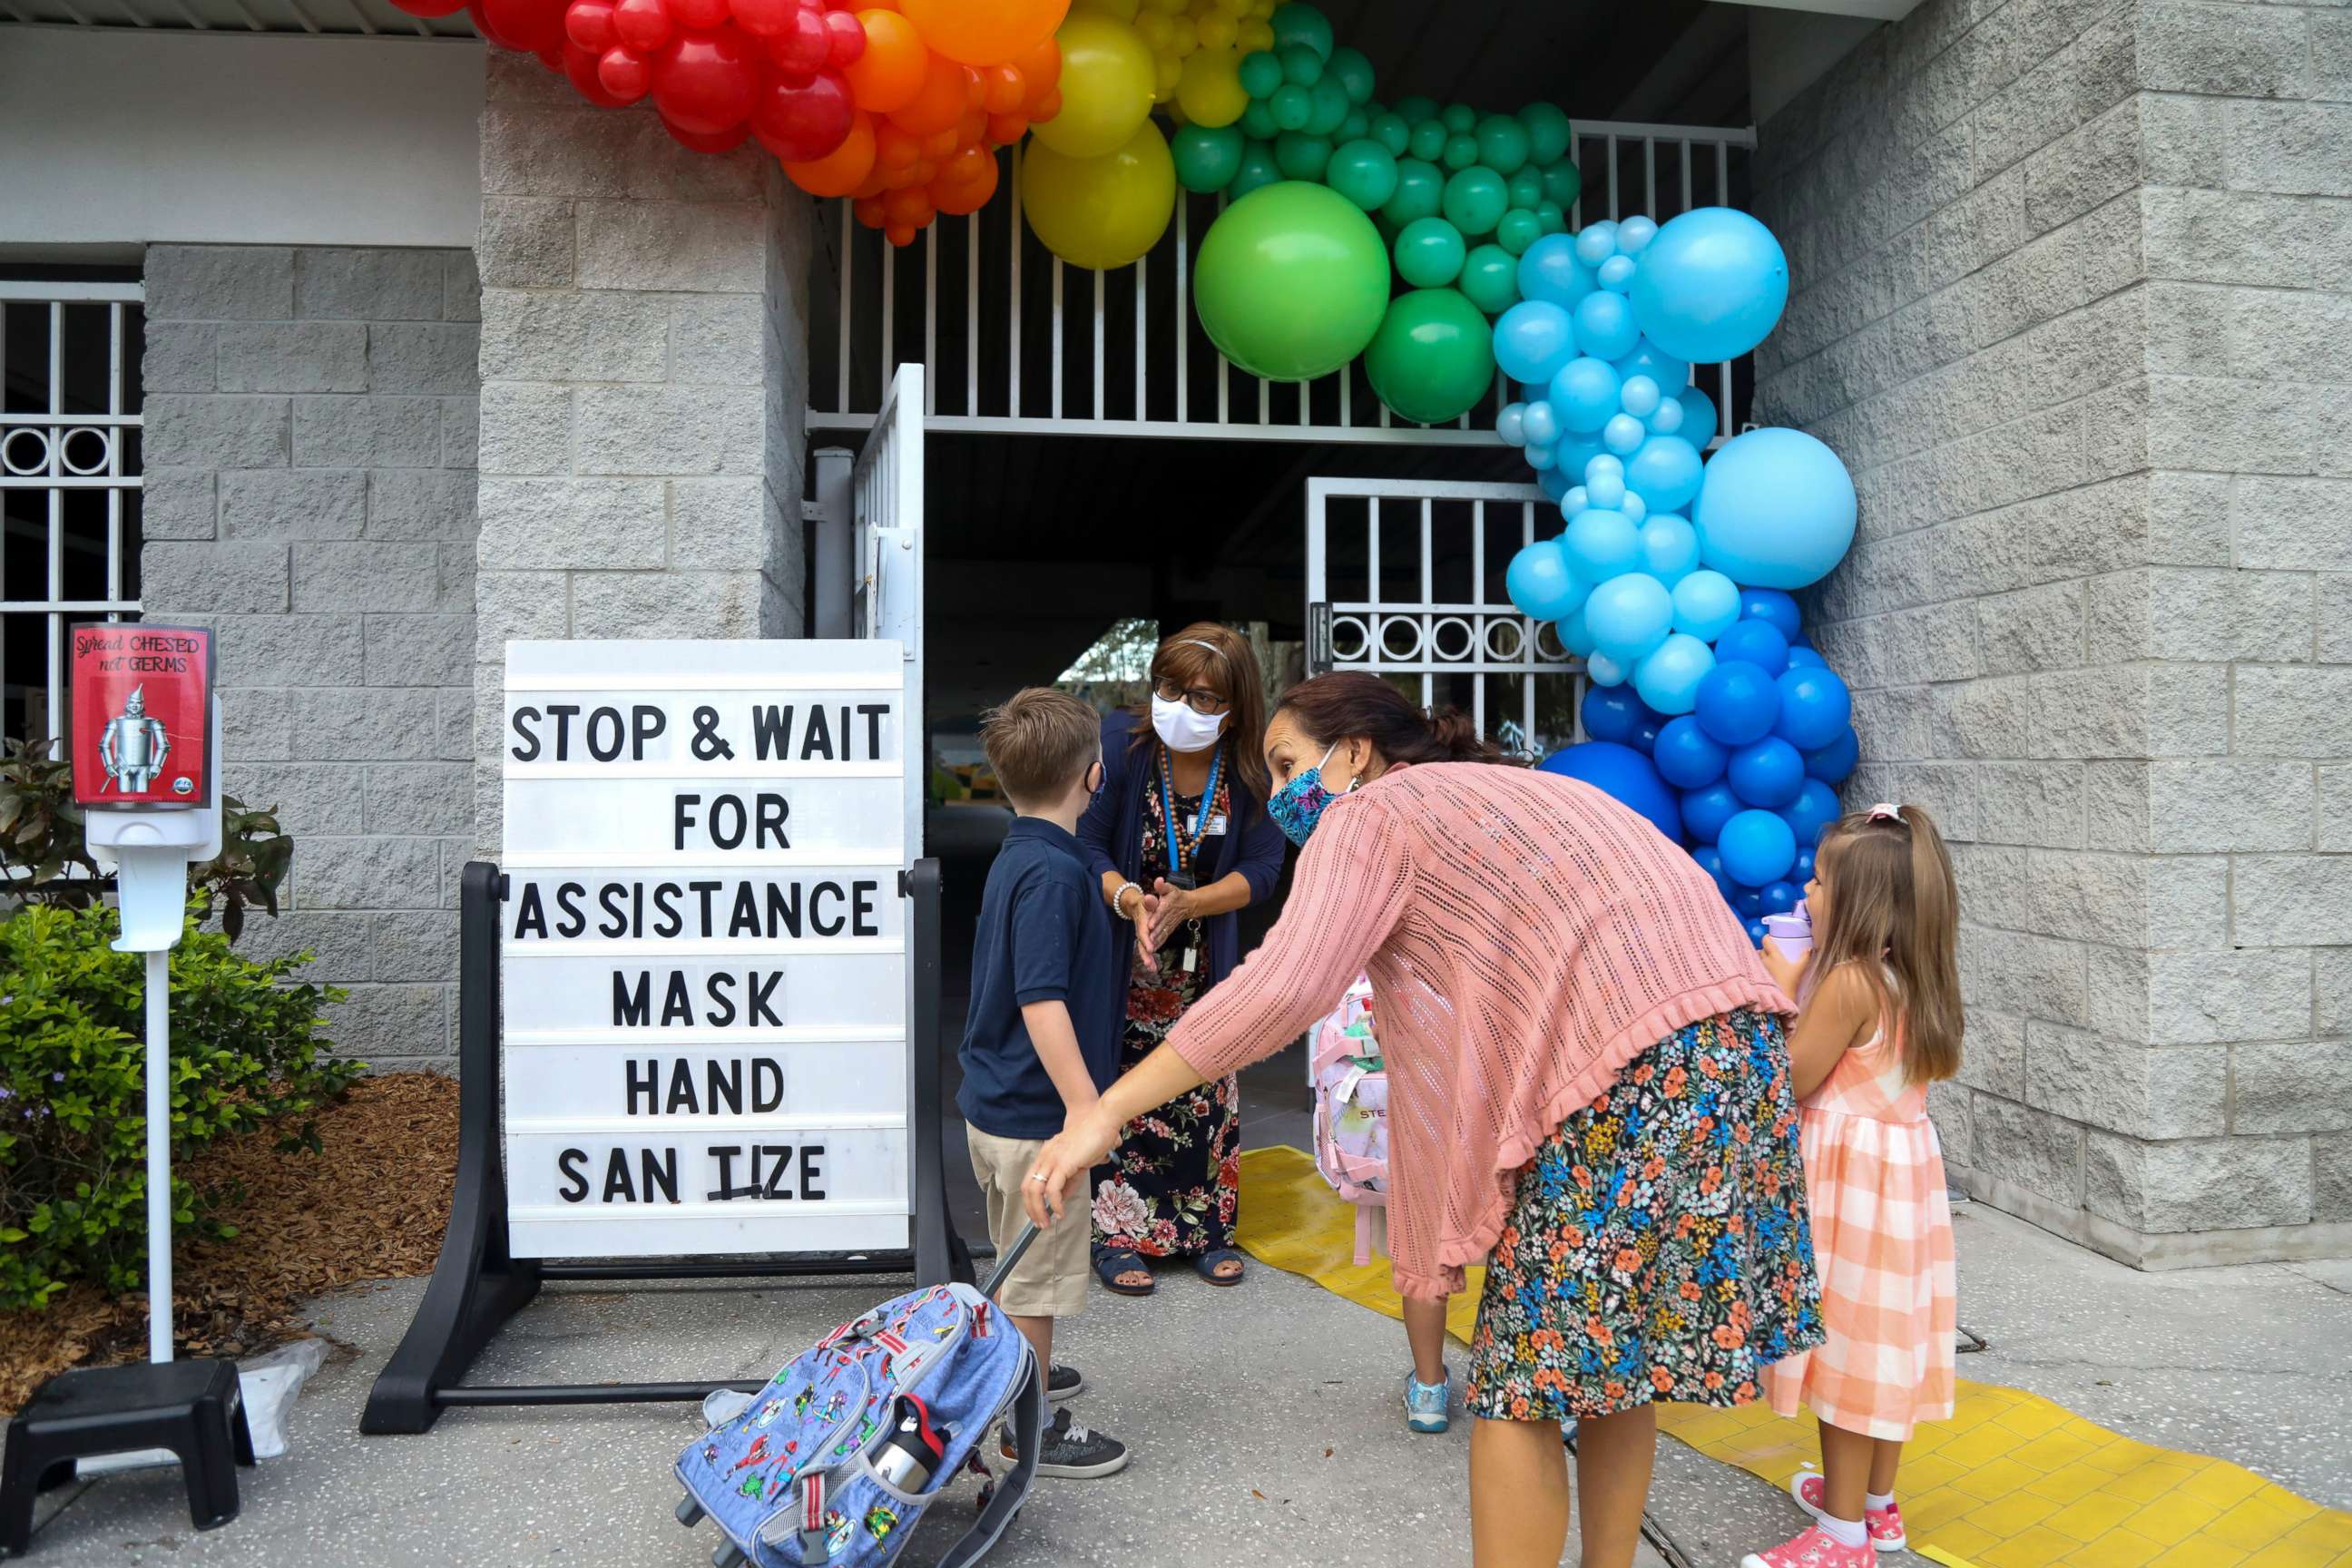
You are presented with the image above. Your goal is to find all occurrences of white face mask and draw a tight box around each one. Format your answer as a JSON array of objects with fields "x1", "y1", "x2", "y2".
[{"x1": 1151, "y1": 694, "x2": 1228, "y2": 754}]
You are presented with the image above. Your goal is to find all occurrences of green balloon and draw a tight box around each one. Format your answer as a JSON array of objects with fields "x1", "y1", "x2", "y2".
[
  {"x1": 1240, "y1": 97, "x2": 1280, "y2": 140},
  {"x1": 1273, "y1": 131, "x2": 1333, "y2": 182},
  {"x1": 1269, "y1": 2, "x2": 1333, "y2": 60},
  {"x1": 1394, "y1": 216, "x2": 1466, "y2": 287},
  {"x1": 1519, "y1": 101, "x2": 1573, "y2": 165},
  {"x1": 1194, "y1": 181, "x2": 1390, "y2": 381},
  {"x1": 1279, "y1": 43, "x2": 1324, "y2": 87},
  {"x1": 1495, "y1": 207, "x2": 1544, "y2": 256},
  {"x1": 1536, "y1": 201, "x2": 1566, "y2": 234},
  {"x1": 1458, "y1": 243, "x2": 1520, "y2": 315},
  {"x1": 1325, "y1": 138, "x2": 1399, "y2": 211},
  {"x1": 1337, "y1": 109, "x2": 1370, "y2": 144},
  {"x1": 1380, "y1": 158, "x2": 1444, "y2": 226},
  {"x1": 1238, "y1": 50, "x2": 1283, "y2": 100},
  {"x1": 1306, "y1": 75, "x2": 1351, "y2": 136},
  {"x1": 1365, "y1": 287, "x2": 1495, "y2": 425},
  {"x1": 1441, "y1": 102, "x2": 1476, "y2": 134},
  {"x1": 1406, "y1": 119, "x2": 1447, "y2": 162},
  {"x1": 1371, "y1": 112, "x2": 1410, "y2": 156},
  {"x1": 1543, "y1": 161, "x2": 1583, "y2": 210},
  {"x1": 1442, "y1": 133, "x2": 1479, "y2": 172},
  {"x1": 1230, "y1": 143, "x2": 1283, "y2": 201},
  {"x1": 1442, "y1": 165, "x2": 1509, "y2": 239},
  {"x1": 1172, "y1": 123, "x2": 1246, "y2": 194},
  {"x1": 1327, "y1": 44, "x2": 1376, "y2": 105},
  {"x1": 1391, "y1": 95, "x2": 1438, "y2": 126},
  {"x1": 1269, "y1": 83, "x2": 1313, "y2": 132},
  {"x1": 1475, "y1": 114, "x2": 1531, "y2": 175},
  {"x1": 1506, "y1": 167, "x2": 1544, "y2": 210}
]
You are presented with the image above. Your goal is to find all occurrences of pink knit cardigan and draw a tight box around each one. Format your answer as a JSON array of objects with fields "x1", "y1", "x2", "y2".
[{"x1": 1169, "y1": 762, "x2": 1794, "y2": 1298}]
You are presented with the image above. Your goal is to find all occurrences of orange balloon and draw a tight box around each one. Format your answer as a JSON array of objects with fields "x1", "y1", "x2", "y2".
[
  {"x1": 956, "y1": 106, "x2": 988, "y2": 142},
  {"x1": 884, "y1": 184, "x2": 935, "y2": 226},
  {"x1": 980, "y1": 64, "x2": 1025, "y2": 114},
  {"x1": 933, "y1": 151, "x2": 1001, "y2": 215},
  {"x1": 922, "y1": 125, "x2": 960, "y2": 159},
  {"x1": 851, "y1": 172, "x2": 890, "y2": 200},
  {"x1": 783, "y1": 108, "x2": 878, "y2": 197},
  {"x1": 854, "y1": 195, "x2": 887, "y2": 228},
  {"x1": 907, "y1": 158, "x2": 938, "y2": 184},
  {"x1": 843, "y1": 9, "x2": 926, "y2": 113},
  {"x1": 887, "y1": 50, "x2": 971, "y2": 135},
  {"x1": 1031, "y1": 85, "x2": 1062, "y2": 121},
  {"x1": 887, "y1": 223, "x2": 918, "y2": 247},
  {"x1": 898, "y1": 0, "x2": 1066, "y2": 67},
  {"x1": 986, "y1": 110, "x2": 1028, "y2": 145},
  {"x1": 874, "y1": 119, "x2": 924, "y2": 171},
  {"x1": 1014, "y1": 35, "x2": 1060, "y2": 98}
]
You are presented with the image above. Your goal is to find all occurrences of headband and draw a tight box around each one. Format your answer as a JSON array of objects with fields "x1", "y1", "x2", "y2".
[
  {"x1": 1173, "y1": 639, "x2": 1225, "y2": 659},
  {"x1": 1867, "y1": 803, "x2": 1904, "y2": 824}
]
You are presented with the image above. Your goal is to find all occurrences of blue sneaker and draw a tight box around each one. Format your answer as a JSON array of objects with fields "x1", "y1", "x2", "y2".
[{"x1": 1405, "y1": 1369, "x2": 1450, "y2": 1434}]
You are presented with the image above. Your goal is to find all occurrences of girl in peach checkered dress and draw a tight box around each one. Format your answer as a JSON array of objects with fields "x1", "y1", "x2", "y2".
[{"x1": 1747, "y1": 803, "x2": 1964, "y2": 1568}]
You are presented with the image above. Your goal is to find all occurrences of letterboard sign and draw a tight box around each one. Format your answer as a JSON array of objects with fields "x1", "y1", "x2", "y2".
[{"x1": 501, "y1": 640, "x2": 912, "y2": 1259}]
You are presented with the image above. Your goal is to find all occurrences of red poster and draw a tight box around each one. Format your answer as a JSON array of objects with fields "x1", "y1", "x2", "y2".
[{"x1": 68, "y1": 622, "x2": 212, "y2": 808}]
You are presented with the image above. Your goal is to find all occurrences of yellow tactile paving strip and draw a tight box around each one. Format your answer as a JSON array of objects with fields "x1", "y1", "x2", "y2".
[{"x1": 1234, "y1": 1147, "x2": 2352, "y2": 1568}]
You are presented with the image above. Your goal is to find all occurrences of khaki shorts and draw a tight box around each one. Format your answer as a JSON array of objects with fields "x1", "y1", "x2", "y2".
[{"x1": 966, "y1": 1126, "x2": 1090, "y2": 1318}]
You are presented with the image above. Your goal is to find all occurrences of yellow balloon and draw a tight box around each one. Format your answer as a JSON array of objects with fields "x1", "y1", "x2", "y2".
[
  {"x1": 1152, "y1": 50, "x2": 1182, "y2": 98},
  {"x1": 1235, "y1": 16, "x2": 1272, "y2": 50},
  {"x1": 1133, "y1": 9, "x2": 1173, "y2": 49},
  {"x1": 1175, "y1": 45, "x2": 1249, "y2": 127},
  {"x1": 1032, "y1": 15, "x2": 1156, "y2": 157},
  {"x1": 1167, "y1": 13, "x2": 1196, "y2": 51},
  {"x1": 1070, "y1": 0, "x2": 1139, "y2": 19},
  {"x1": 1021, "y1": 122, "x2": 1176, "y2": 271},
  {"x1": 1195, "y1": 11, "x2": 1236, "y2": 49},
  {"x1": 1141, "y1": 0, "x2": 1185, "y2": 12}
]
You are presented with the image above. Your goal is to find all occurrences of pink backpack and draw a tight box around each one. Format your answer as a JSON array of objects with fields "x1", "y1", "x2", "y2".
[{"x1": 1308, "y1": 977, "x2": 1389, "y2": 1265}]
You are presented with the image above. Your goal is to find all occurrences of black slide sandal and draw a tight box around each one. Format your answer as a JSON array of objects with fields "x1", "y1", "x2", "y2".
[
  {"x1": 1093, "y1": 1246, "x2": 1155, "y2": 1297},
  {"x1": 1193, "y1": 1248, "x2": 1246, "y2": 1286}
]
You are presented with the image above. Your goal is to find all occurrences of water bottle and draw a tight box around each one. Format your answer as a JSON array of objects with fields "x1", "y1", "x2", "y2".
[{"x1": 871, "y1": 1395, "x2": 947, "y2": 1492}]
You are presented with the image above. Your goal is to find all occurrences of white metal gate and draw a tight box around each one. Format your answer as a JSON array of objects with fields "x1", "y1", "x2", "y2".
[
  {"x1": 1305, "y1": 477, "x2": 1583, "y2": 759},
  {"x1": 852, "y1": 362, "x2": 926, "y2": 862}
]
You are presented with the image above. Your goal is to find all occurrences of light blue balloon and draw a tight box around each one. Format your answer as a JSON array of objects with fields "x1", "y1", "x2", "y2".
[
  {"x1": 1692, "y1": 427, "x2": 1857, "y2": 590},
  {"x1": 1553, "y1": 433, "x2": 1606, "y2": 485},
  {"x1": 1585, "y1": 572, "x2": 1674, "y2": 664},
  {"x1": 1584, "y1": 468, "x2": 1626, "y2": 509},
  {"x1": 1632, "y1": 632, "x2": 1713, "y2": 716},
  {"x1": 1561, "y1": 485, "x2": 1588, "y2": 513},
  {"x1": 1626, "y1": 434, "x2": 1703, "y2": 512},
  {"x1": 1619, "y1": 375, "x2": 1661, "y2": 417},
  {"x1": 1647, "y1": 397, "x2": 1685, "y2": 436},
  {"x1": 1504, "y1": 538, "x2": 1584, "y2": 621},
  {"x1": 1564, "y1": 506, "x2": 1640, "y2": 580},
  {"x1": 1573, "y1": 221, "x2": 1618, "y2": 269},
  {"x1": 1639, "y1": 514, "x2": 1700, "y2": 583},
  {"x1": 1536, "y1": 465, "x2": 1573, "y2": 502},
  {"x1": 1596, "y1": 254, "x2": 1635, "y2": 291},
  {"x1": 1614, "y1": 338, "x2": 1690, "y2": 393},
  {"x1": 1678, "y1": 385, "x2": 1717, "y2": 448},
  {"x1": 1573, "y1": 289, "x2": 1640, "y2": 359},
  {"x1": 1626, "y1": 206, "x2": 1790, "y2": 365},
  {"x1": 1585, "y1": 650, "x2": 1628, "y2": 687},
  {"x1": 1496, "y1": 400, "x2": 1527, "y2": 446},
  {"x1": 1557, "y1": 600, "x2": 1598, "y2": 657},
  {"x1": 1493, "y1": 299, "x2": 1578, "y2": 386},
  {"x1": 1547, "y1": 356, "x2": 1621, "y2": 434},
  {"x1": 1671, "y1": 568, "x2": 1740, "y2": 641},
  {"x1": 1584, "y1": 452, "x2": 1622, "y2": 478},
  {"x1": 1521, "y1": 399, "x2": 1561, "y2": 446},
  {"x1": 1525, "y1": 442, "x2": 1556, "y2": 471},
  {"x1": 1602, "y1": 413, "x2": 1647, "y2": 456},
  {"x1": 1620, "y1": 492, "x2": 1647, "y2": 524},
  {"x1": 1616, "y1": 215, "x2": 1657, "y2": 254},
  {"x1": 1516, "y1": 233, "x2": 1593, "y2": 309}
]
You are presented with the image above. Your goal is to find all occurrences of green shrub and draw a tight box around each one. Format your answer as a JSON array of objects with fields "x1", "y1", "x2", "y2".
[{"x1": 0, "y1": 902, "x2": 358, "y2": 1310}]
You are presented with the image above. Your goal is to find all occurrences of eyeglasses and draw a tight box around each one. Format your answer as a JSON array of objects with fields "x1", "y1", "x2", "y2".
[{"x1": 1154, "y1": 677, "x2": 1231, "y2": 717}]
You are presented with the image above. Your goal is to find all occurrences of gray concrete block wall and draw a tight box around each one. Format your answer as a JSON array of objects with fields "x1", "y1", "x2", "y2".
[
  {"x1": 140, "y1": 242, "x2": 480, "y2": 1072},
  {"x1": 1754, "y1": 0, "x2": 2349, "y2": 1265},
  {"x1": 470, "y1": 52, "x2": 810, "y2": 859}
]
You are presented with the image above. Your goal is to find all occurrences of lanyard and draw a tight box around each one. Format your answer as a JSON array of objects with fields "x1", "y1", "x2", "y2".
[{"x1": 1157, "y1": 742, "x2": 1223, "y2": 881}]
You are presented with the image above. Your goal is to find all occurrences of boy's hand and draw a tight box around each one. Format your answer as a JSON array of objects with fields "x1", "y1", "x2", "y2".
[{"x1": 1761, "y1": 936, "x2": 1806, "y2": 995}]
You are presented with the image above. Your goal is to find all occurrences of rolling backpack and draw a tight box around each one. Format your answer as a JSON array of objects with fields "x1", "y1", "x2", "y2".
[
  {"x1": 673, "y1": 1229, "x2": 1044, "y2": 1568},
  {"x1": 1308, "y1": 976, "x2": 1390, "y2": 1266}
]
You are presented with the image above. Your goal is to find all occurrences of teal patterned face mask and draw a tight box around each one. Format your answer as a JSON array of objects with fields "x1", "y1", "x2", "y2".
[{"x1": 1267, "y1": 743, "x2": 1344, "y2": 847}]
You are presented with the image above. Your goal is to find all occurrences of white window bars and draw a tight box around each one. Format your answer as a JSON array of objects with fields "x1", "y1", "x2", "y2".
[
  {"x1": 808, "y1": 118, "x2": 1755, "y2": 446},
  {"x1": 1, "y1": 280, "x2": 143, "y2": 753}
]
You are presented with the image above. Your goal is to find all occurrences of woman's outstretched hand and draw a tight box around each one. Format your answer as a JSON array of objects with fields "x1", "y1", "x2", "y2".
[
  {"x1": 1024, "y1": 1103, "x2": 1122, "y2": 1228},
  {"x1": 1146, "y1": 877, "x2": 1200, "y2": 949}
]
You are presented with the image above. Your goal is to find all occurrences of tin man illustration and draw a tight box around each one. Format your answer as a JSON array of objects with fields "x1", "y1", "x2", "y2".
[{"x1": 98, "y1": 684, "x2": 171, "y2": 793}]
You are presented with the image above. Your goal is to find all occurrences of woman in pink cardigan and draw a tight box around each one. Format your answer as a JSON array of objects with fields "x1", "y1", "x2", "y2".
[{"x1": 1024, "y1": 673, "x2": 1822, "y2": 1568}]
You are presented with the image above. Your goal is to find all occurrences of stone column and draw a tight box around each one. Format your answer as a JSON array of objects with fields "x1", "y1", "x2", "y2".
[{"x1": 470, "y1": 53, "x2": 813, "y2": 857}]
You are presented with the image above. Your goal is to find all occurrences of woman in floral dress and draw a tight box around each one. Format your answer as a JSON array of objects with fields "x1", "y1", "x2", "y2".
[{"x1": 1076, "y1": 624, "x2": 1285, "y2": 1293}]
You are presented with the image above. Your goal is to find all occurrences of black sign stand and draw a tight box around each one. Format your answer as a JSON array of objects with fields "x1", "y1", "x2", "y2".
[{"x1": 361, "y1": 858, "x2": 968, "y2": 1435}]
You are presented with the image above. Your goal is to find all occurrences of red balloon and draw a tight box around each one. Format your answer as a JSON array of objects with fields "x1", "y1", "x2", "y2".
[
  {"x1": 611, "y1": 0, "x2": 673, "y2": 52},
  {"x1": 563, "y1": 38, "x2": 638, "y2": 104},
  {"x1": 475, "y1": 0, "x2": 565, "y2": 52},
  {"x1": 565, "y1": 0, "x2": 616, "y2": 49},
  {"x1": 727, "y1": 0, "x2": 796, "y2": 32},
  {"x1": 653, "y1": 27, "x2": 760, "y2": 135},
  {"x1": 664, "y1": 116, "x2": 751, "y2": 152},
  {"x1": 750, "y1": 66, "x2": 854, "y2": 161},
  {"x1": 822, "y1": 7, "x2": 865, "y2": 66},
  {"x1": 669, "y1": 0, "x2": 729, "y2": 27},
  {"x1": 598, "y1": 44, "x2": 652, "y2": 98},
  {"x1": 760, "y1": 5, "x2": 829, "y2": 78},
  {"x1": 388, "y1": 0, "x2": 470, "y2": 17}
]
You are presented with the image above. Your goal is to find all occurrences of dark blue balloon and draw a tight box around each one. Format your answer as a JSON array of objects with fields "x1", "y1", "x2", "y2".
[
  {"x1": 1760, "y1": 879, "x2": 1801, "y2": 916},
  {"x1": 1785, "y1": 644, "x2": 1825, "y2": 669},
  {"x1": 1740, "y1": 587, "x2": 1801, "y2": 641},
  {"x1": 1694, "y1": 662, "x2": 1780, "y2": 746},
  {"x1": 1728, "y1": 736, "x2": 1804, "y2": 808},
  {"x1": 1802, "y1": 725, "x2": 1858, "y2": 784},
  {"x1": 1581, "y1": 684, "x2": 1654, "y2": 745},
  {"x1": 1775, "y1": 665, "x2": 1852, "y2": 750},
  {"x1": 1538, "y1": 740, "x2": 1682, "y2": 844},
  {"x1": 1628, "y1": 718, "x2": 1661, "y2": 755},
  {"x1": 1744, "y1": 918, "x2": 1769, "y2": 947},
  {"x1": 1781, "y1": 778, "x2": 1841, "y2": 847},
  {"x1": 1681, "y1": 780, "x2": 1741, "y2": 844},
  {"x1": 1794, "y1": 847, "x2": 1816, "y2": 885},
  {"x1": 1652, "y1": 715, "x2": 1728, "y2": 789},
  {"x1": 1690, "y1": 844, "x2": 1724, "y2": 884},
  {"x1": 1718, "y1": 807, "x2": 1797, "y2": 886},
  {"x1": 1736, "y1": 889, "x2": 1765, "y2": 918},
  {"x1": 1714, "y1": 618, "x2": 1791, "y2": 676}
]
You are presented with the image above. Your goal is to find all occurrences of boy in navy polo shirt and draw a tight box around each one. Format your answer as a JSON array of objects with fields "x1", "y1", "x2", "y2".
[{"x1": 958, "y1": 687, "x2": 1129, "y2": 1479}]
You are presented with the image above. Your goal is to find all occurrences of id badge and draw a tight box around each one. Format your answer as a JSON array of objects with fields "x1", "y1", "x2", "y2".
[{"x1": 1200, "y1": 813, "x2": 1229, "y2": 838}]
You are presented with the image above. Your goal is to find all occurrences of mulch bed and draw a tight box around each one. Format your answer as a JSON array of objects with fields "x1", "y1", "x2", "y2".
[{"x1": 0, "y1": 1072, "x2": 460, "y2": 1414}]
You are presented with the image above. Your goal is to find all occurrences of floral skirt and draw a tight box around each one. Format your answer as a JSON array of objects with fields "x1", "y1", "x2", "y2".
[
  {"x1": 1088, "y1": 948, "x2": 1240, "y2": 1259},
  {"x1": 1464, "y1": 1009, "x2": 1823, "y2": 1423}
]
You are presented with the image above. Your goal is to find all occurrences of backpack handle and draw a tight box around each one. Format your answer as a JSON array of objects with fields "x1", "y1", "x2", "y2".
[{"x1": 979, "y1": 1220, "x2": 1043, "y2": 1300}]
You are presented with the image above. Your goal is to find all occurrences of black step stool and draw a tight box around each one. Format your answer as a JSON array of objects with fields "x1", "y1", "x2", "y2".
[{"x1": 0, "y1": 1359, "x2": 254, "y2": 1556}]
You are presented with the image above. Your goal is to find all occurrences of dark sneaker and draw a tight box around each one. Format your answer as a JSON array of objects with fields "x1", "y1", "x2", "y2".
[
  {"x1": 1002, "y1": 1406, "x2": 1130, "y2": 1478},
  {"x1": 1047, "y1": 1362, "x2": 1084, "y2": 1403}
]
